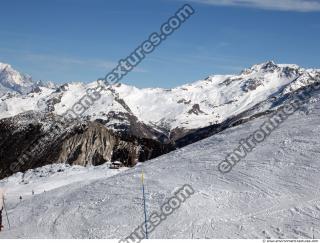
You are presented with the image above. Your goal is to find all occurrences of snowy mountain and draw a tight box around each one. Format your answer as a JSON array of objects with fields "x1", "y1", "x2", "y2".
[
  {"x1": 1, "y1": 61, "x2": 319, "y2": 132},
  {"x1": 0, "y1": 61, "x2": 319, "y2": 178},
  {"x1": 0, "y1": 63, "x2": 34, "y2": 96},
  {"x1": 1, "y1": 87, "x2": 320, "y2": 239},
  {"x1": 0, "y1": 62, "x2": 56, "y2": 97}
]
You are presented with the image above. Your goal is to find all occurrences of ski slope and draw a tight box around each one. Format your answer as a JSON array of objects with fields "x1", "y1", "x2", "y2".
[
  {"x1": 1, "y1": 93, "x2": 320, "y2": 239},
  {"x1": 0, "y1": 163, "x2": 127, "y2": 202}
]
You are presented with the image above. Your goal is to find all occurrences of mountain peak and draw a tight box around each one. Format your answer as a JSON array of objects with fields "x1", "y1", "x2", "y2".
[
  {"x1": 240, "y1": 61, "x2": 303, "y2": 77},
  {"x1": 249, "y1": 61, "x2": 278, "y2": 72},
  {"x1": 0, "y1": 62, "x2": 11, "y2": 70},
  {"x1": 0, "y1": 62, "x2": 35, "y2": 96}
]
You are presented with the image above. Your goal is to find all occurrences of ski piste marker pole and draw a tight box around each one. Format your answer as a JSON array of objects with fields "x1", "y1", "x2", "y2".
[{"x1": 141, "y1": 170, "x2": 148, "y2": 239}]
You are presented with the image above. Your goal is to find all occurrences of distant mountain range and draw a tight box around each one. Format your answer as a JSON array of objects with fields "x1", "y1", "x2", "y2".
[{"x1": 0, "y1": 61, "x2": 319, "y2": 178}]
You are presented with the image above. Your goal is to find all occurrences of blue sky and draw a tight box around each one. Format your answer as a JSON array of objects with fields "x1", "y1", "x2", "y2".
[{"x1": 0, "y1": 0, "x2": 319, "y2": 88}]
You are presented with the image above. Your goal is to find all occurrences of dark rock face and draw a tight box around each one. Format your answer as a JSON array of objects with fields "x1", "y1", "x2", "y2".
[
  {"x1": 187, "y1": 104, "x2": 205, "y2": 115},
  {"x1": 242, "y1": 78, "x2": 264, "y2": 92},
  {"x1": 96, "y1": 111, "x2": 170, "y2": 144},
  {"x1": 0, "y1": 112, "x2": 57, "y2": 178},
  {"x1": 0, "y1": 112, "x2": 174, "y2": 179},
  {"x1": 55, "y1": 122, "x2": 117, "y2": 166}
]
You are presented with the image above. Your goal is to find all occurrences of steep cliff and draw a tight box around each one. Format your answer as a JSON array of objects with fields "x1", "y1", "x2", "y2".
[{"x1": 0, "y1": 112, "x2": 174, "y2": 179}]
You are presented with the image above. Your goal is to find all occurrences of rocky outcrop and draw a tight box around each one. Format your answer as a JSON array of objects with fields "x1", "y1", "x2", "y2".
[
  {"x1": 187, "y1": 104, "x2": 205, "y2": 115},
  {"x1": 56, "y1": 122, "x2": 117, "y2": 166},
  {"x1": 96, "y1": 111, "x2": 170, "y2": 143},
  {"x1": 0, "y1": 112, "x2": 174, "y2": 179}
]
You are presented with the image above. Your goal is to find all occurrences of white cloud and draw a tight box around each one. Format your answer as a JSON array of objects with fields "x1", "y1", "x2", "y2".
[
  {"x1": 0, "y1": 48, "x2": 148, "y2": 74},
  {"x1": 23, "y1": 53, "x2": 117, "y2": 70},
  {"x1": 24, "y1": 53, "x2": 148, "y2": 73},
  {"x1": 188, "y1": 0, "x2": 320, "y2": 12}
]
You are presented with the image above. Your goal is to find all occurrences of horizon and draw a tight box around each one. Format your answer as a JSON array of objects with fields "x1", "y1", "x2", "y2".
[
  {"x1": 1, "y1": 0, "x2": 320, "y2": 88},
  {"x1": 1, "y1": 59, "x2": 320, "y2": 89}
]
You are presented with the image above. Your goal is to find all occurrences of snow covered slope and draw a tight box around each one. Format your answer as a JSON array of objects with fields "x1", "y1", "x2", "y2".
[
  {"x1": 1, "y1": 89, "x2": 320, "y2": 239},
  {"x1": 0, "y1": 163, "x2": 127, "y2": 202},
  {"x1": 0, "y1": 87, "x2": 55, "y2": 118}
]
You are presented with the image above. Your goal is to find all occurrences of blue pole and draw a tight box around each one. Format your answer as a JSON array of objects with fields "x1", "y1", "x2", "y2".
[{"x1": 141, "y1": 171, "x2": 148, "y2": 239}]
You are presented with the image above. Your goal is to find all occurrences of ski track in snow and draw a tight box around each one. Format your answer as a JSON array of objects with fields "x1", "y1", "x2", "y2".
[{"x1": 1, "y1": 94, "x2": 320, "y2": 239}]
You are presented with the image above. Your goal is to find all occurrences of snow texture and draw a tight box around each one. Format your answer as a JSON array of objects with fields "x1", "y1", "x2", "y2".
[
  {"x1": 1, "y1": 90, "x2": 320, "y2": 239},
  {"x1": 1, "y1": 61, "x2": 319, "y2": 133}
]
